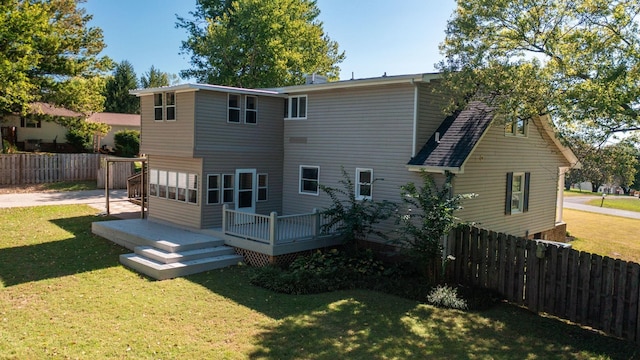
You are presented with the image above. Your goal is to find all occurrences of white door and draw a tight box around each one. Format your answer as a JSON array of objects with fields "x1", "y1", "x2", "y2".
[{"x1": 235, "y1": 169, "x2": 256, "y2": 215}]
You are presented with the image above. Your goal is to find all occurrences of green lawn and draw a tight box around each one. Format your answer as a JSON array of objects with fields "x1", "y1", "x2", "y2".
[
  {"x1": 585, "y1": 196, "x2": 640, "y2": 212},
  {"x1": 1, "y1": 205, "x2": 637, "y2": 359},
  {"x1": 564, "y1": 188, "x2": 598, "y2": 197}
]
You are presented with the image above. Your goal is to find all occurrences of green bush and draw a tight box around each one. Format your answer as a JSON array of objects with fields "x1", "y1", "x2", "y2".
[{"x1": 114, "y1": 130, "x2": 140, "y2": 157}]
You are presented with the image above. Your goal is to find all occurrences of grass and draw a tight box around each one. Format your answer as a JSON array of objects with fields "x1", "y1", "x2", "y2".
[
  {"x1": 564, "y1": 188, "x2": 598, "y2": 197},
  {"x1": 564, "y1": 208, "x2": 640, "y2": 263},
  {"x1": 1, "y1": 205, "x2": 638, "y2": 359},
  {"x1": 585, "y1": 197, "x2": 640, "y2": 212}
]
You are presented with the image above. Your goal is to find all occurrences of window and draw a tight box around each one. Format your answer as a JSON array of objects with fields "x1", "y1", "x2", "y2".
[
  {"x1": 284, "y1": 95, "x2": 307, "y2": 119},
  {"x1": 258, "y1": 174, "x2": 268, "y2": 201},
  {"x1": 505, "y1": 172, "x2": 530, "y2": 215},
  {"x1": 505, "y1": 118, "x2": 527, "y2": 136},
  {"x1": 207, "y1": 174, "x2": 220, "y2": 204},
  {"x1": 299, "y1": 165, "x2": 319, "y2": 195},
  {"x1": 356, "y1": 168, "x2": 373, "y2": 200},
  {"x1": 154, "y1": 92, "x2": 176, "y2": 121},
  {"x1": 149, "y1": 169, "x2": 158, "y2": 196},
  {"x1": 20, "y1": 117, "x2": 42, "y2": 128},
  {"x1": 148, "y1": 169, "x2": 198, "y2": 204},
  {"x1": 245, "y1": 96, "x2": 257, "y2": 124},
  {"x1": 167, "y1": 171, "x2": 177, "y2": 200},
  {"x1": 223, "y1": 174, "x2": 234, "y2": 203},
  {"x1": 228, "y1": 94, "x2": 240, "y2": 123},
  {"x1": 154, "y1": 94, "x2": 163, "y2": 121},
  {"x1": 166, "y1": 92, "x2": 176, "y2": 120}
]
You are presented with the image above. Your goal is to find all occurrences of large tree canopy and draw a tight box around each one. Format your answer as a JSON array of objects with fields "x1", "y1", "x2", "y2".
[
  {"x1": 140, "y1": 66, "x2": 180, "y2": 88},
  {"x1": 104, "y1": 60, "x2": 139, "y2": 114},
  {"x1": 0, "y1": 0, "x2": 111, "y2": 115},
  {"x1": 176, "y1": 0, "x2": 345, "y2": 88},
  {"x1": 438, "y1": 0, "x2": 640, "y2": 141}
]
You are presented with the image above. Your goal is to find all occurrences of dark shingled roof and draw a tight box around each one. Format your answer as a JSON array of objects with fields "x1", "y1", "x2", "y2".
[{"x1": 408, "y1": 101, "x2": 494, "y2": 169}]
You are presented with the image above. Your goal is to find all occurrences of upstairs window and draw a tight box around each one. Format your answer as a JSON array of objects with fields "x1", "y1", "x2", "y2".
[
  {"x1": 284, "y1": 95, "x2": 307, "y2": 119},
  {"x1": 228, "y1": 94, "x2": 241, "y2": 123},
  {"x1": 154, "y1": 92, "x2": 176, "y2": 121},
  {"x1": 355, "y1": 168, "x2": 373, "y2": 200},
  {"x1": 505, "y1": 118, "x2": 527, "y2": 136},
  {"x1": 245, "y1": 96, "x2": 257, "y2": 124}
]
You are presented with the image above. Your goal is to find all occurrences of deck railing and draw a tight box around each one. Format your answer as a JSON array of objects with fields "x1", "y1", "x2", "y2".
[{"x1": 222, "y1": 205, "x2": 340, "y2": 246}]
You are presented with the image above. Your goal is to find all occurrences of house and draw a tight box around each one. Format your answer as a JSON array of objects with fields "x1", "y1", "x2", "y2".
[
  {"x1": 0, "y1": 102, "x2": 141, "y2": 152},
  {"x1": 87, "y1": 112, "x2": 141, "y2": 151},
  {"x1": 131, "y1": 73, "x2": 578, "y2": 240},
  {"x1": 0, "y1": 102, "x2": 83, "y2": 151},
  {"x1": 92, "y1": 73, "x2": 579, "y2": 278}
]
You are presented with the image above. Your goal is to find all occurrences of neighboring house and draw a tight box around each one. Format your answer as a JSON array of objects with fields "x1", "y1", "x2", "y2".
[
  {"x1": 129, "y1": 73, "x2": 579, "y2": 248},
  {"x1": 88, "y1": 112, "x2": 141, "y2": 150},
  {"x1": 0, "y1": 102, "x2": 82, "y2": 151}
]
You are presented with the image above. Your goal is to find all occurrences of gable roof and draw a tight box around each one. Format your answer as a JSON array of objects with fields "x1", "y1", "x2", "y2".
[
  {"x1": 88, "y1": 112, "x2": 140, "y2": 127},
  {"x1": 408, "y1": 101, "x2": 494, "y2": 174},
  {"x1": 28, "y1": 102, "x2": 83, "y2": 118}
]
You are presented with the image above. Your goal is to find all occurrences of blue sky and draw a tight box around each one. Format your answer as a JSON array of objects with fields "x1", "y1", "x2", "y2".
[{"x1": 82, "y1": 0, "x2": 456, "y2": 82}]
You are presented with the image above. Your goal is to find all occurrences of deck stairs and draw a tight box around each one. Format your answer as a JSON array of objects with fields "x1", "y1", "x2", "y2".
[{"x1": 92, "y1": 219, "x2": 243, "y2": 280}]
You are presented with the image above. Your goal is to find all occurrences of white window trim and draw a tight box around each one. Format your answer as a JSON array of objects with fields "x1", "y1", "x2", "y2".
[
  {"x1": 148, "y1": 168, "x2": 198, "y2": 205},
  {"x1": 154, "y1": 93, "x2": 164, "y2": 122},
  {"x1": 222, "y1": 174, "x2": 234, "y2": 203},
  {"x1": 257, "y1": 173, "x2": 268, "y2": 201},
  {"x1": 299, "y1": 165, "x2": 319, "y2": 195},
  {"x1": 166, "y1": 92, "x2": 176, "y2": 121},
  {"x1": 284, "y1": 95, "x2": 308, "y2": 120},
  {"x1": 245, "y1": 95, "x2": 258, "y2": 125},
  {"x1": 511, "y1": 172, "x2": 525, "y2": 214},
  {"x1": 228, "y1": 94, "x2": 241, "y2": 123},
  {"x1": 355, "y1": 168, "x2": 373, "y2": 201},
  {"x1": 206, "y1": 174, "x2": 221, "y2": 205}
]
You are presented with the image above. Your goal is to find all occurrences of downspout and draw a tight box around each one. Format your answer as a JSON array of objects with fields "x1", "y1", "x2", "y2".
[{"x1": 411, "y1": 79, "x2": 418, "y2": 157}]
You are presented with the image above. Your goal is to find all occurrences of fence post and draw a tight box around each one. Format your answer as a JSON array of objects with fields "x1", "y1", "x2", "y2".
[
  {"x1": 222, "y1": 204, "x2": 228, "y2": 233},
  {"x1": 269, "y1": 211, "x2": 278, "y2": 246}
]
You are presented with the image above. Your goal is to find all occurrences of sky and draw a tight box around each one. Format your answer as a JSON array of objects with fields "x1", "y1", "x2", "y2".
[{"x1": 81, "y1": 0, "x2": 457, "y2": 83}]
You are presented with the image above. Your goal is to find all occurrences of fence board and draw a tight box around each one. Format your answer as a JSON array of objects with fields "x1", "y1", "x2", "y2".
[
  {"x1": 0, "y1": 153, "x2": 99, "y2": 185},
  {"x1": 448, "y1": 226, "x2": 640, "y2": 346}
]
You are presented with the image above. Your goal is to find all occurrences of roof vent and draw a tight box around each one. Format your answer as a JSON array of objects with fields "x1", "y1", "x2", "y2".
[
  {"x1": 435, "y1": 132, "x2": 441, "y2": 143},
  {"x1": 305, "y1": 73, "x2": 328, "y2": 85}
]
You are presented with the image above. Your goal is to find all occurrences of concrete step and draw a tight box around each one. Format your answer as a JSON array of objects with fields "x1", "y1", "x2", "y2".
[
  {"x1": 119, "y1": 253, "x2": 244, "y2": 280},
  {"x1": 134, "y1": 245, "x2": 236, "y2": 264}
]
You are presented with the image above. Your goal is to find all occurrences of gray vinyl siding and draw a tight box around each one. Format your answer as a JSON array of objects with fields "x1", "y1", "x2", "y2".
[
  {"x1": 453, "y1": 118, "x2": 568, "y2": 237},
  {"x1": 414, "y1": 82, "x2": 450, "y2": 155},
  {"x1": 194, "y1": 91, "x2": 284, "y2": 228},
  {"x1": 282, "y1": 83, "x2": 417, "y2": 217},
  {"x1": 146, "y1": 155, "x2": 203, "y2": 229},
  {"x1": 139, "y1": 92, "x2": 195, "y2": 156}
]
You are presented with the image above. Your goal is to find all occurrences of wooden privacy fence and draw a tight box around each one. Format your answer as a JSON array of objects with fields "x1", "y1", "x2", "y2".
[
  {"x1": 96, "y1": 157, "x2": 135, "y2": 190},
  {"x1": 447, "y1": 225, "x2": 640, "y2": 344},
  {"x1": 0, "y1": 153, "x2": 100, "y2": 185}
]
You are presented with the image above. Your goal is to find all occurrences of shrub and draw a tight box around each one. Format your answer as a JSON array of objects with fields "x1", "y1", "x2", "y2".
[
  {"x1": 114, "y1": 130, "x2": 140, "y2": 157},
  {"x1": 427, "y1": 285, "x2": 468, "y2": 310}
]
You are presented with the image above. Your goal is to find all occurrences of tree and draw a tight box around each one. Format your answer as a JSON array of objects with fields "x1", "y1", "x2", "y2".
[
  {"x1": 176, "y1": 0, "x2": 345, "y2": 88},
  {"x1": 113, "y1": 129, "x2": 140, "y2": 157},
  {"x1": 140, "y1": 66, "x2": 180, "y2": 88},
  {"x1": 104, "y1": 61, "x2": 139, "y2": 114},
  {"x1": 396, "y1": 172, "x2": 476, "y2": 282},
  {"x1": 0, "y1": 0, "x2": 111, "y2": 116},
  {"x1": 565, "y1": 137, "x2": 638, "y2": 193},
  {"x1": 438, "y1": 0, "x2": 640, "y2": 142}
]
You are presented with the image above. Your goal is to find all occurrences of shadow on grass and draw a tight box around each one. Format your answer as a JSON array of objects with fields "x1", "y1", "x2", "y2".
[
  {"x1": 188, "y1": 268, "x2": 640, "y2": 359},
  {"x1": 0, "y1": 216, "x2": 128, "y2": 287}
]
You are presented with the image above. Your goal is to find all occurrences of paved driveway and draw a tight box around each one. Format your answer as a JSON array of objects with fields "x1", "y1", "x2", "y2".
[
  {"x1": 563, "y1": 196, "x2": 640, "y2": 220},
  {"x1": 0, "y1": 189, "x2": 144, "y2": 219}
]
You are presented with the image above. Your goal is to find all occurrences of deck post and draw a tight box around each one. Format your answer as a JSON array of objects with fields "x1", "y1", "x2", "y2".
[
  {"x1": 222, "y1": 204, "x2": 228, "y2": 233},
  {"x1": 269, "y1": 211, "x2": 277, "y2": 246},
  {"x1": 312, "y1": 208, "x2": 319, "y2": 238}
]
